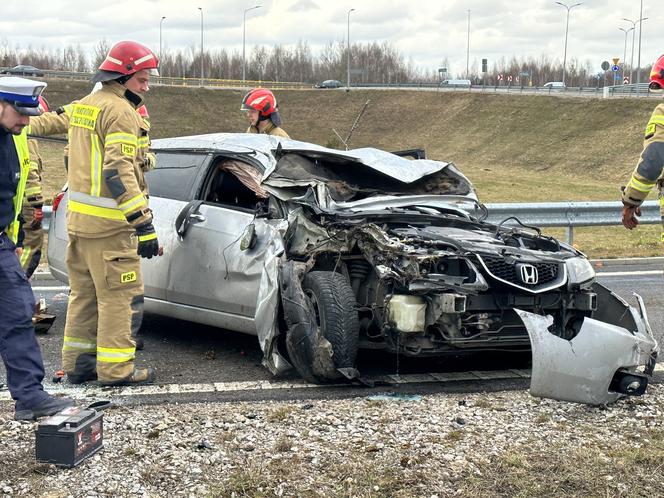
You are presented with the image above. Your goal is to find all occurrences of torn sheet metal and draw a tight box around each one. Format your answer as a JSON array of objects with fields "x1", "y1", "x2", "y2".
[
  {"x1": 253, "y1": 220, "x2": 291, "y2": 375},
  {"x1": 321, "y1": 194, "x2": 481, "y2": 217},
  {"x1": 285, "y1": 208, "x2": 353, "y2": 256},
  {"x1": 517, "y1": 307, "x2": 658, "y2": 405},
  {"x1": 275, "y1": 144, "x2": 450, "y2": 183}
]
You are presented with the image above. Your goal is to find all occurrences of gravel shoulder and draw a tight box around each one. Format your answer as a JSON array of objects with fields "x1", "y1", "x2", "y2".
[{"x1": 1, "y1": 385, "x2": 663, "y2": 498}]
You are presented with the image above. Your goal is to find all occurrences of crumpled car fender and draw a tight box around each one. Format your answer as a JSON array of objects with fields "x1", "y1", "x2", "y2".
[{"x1": 516, "y1": 308, "x2": 658, "y2": 405}]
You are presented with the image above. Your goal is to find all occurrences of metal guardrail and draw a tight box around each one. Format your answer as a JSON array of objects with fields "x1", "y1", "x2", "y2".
[
  {"x1": 42, "y1": 200, "x2": 660, "y2": 244},
  {"x1": 38, "y1": 70, "x2": 311, "y2": 90},
  {"x1": 484, "y1": 200, "x2": 660, "y2": 244},
  {"x1": 354, "y1": 82, "x2": 656, "y2": 98},
  {"x1": 36, "y1": 70, "x2": 655, "y2": 96}
]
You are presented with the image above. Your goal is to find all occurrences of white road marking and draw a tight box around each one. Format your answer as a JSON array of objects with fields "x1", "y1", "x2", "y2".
[
  {"x1": 2, "y1": 366, "x2": 662, "y2": 402},
  {"x1": 31, "y1": 286, "x2": 69, "y2": 292},
  {"x1": 597, "y1": 270, "x2": 662, "y2": 277},
  {"x1": 0, "y1": 370, "x2": 532, "y2": 402}
]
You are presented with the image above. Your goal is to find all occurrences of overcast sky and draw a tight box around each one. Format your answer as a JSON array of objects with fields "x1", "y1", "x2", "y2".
[{"x1": 1, "y1": 0, "x2": 663, "y2": 76}]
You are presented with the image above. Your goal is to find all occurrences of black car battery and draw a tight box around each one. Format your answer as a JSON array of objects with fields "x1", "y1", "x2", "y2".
[{"x1": 35, "y1": 406, "x2": 104, "y2": 467}]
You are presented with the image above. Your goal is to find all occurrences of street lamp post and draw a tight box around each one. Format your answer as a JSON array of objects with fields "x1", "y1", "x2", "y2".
[
  {"x1": 242, "y1": 5, "x2": 262, "y2": 83},
  {"x1": 636, "y1": 0, "x2": 644, "y2": 94},
  {"x1": 347, "y1": 8, "x2": 355, "y2": 89},
  {"x1": 198, "y1": 7, "x2": 203, "y2": 85},
  {"x1": 159, "y1": 16, "x2": 166, "y2": 64},
  {"x1": 619, "y1": 27, "x2": 633, "y2": 84},
  {"x1": 623, "y1": 15, "x2": 648, "y2": 86},
  {"x1": 466, "y1": 10, "x2": 470, "y2": 78},
  {"x1": 555, "y1": 2, "x2": 582, "y2": 87}
]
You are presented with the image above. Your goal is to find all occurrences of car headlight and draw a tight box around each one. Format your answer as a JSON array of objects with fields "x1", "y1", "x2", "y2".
[{"x1": 565, "y1": 257, "x2": 595, "y2": 287}]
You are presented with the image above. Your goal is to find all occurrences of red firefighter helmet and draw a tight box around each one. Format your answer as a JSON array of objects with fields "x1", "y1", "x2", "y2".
[
  {"x1": 649, "y1": 55, "x2": 664, "y2": 91},
  {"x1": 137, "y1": 105, "x2": 149, "y2": 119},
  {"x1": 240, "y1": 88, "x2": 277, "y2": 116},
  {"x1": 93, "y1": 41, "x2": 159, "y2": 83},
  {"x1": 37, "y1": 95, "x2": 50, "y2": 114}
]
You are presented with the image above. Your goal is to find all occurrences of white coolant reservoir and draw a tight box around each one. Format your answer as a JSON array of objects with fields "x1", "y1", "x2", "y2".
[{"x1": 388, "y1": 295, "x2": 426, "y2": 333}]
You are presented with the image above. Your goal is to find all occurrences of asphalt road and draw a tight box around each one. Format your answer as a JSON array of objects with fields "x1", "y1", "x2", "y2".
[{"x1": 1, "y1": 262, "x2": 662, "y2": 405}]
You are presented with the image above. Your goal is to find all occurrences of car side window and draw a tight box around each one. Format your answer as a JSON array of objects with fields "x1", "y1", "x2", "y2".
[
  {"x1": 202, "y1": 158, "x2": 268, "y2": 211},
  {"x1": 146, "y1": 152, "x2": 207, "y2": 201}
]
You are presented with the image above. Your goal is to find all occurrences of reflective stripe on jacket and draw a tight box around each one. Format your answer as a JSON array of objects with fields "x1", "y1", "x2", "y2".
[{"x1": 5, "y1": 131, "x2": 30, "y2": 244}]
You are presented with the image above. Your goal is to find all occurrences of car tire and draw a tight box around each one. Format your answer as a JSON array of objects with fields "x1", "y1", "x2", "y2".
[{"x1": 286, "y1": 271, "x2": 359, "y2": 383}]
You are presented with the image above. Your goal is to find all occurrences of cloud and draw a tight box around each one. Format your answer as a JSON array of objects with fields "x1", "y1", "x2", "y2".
[
  {"x1": 1, "y1": 0, "x2": 662, "y2": 76},
  {"x1": 290, "y1": 0, "x2": 318, "y2": 12}
]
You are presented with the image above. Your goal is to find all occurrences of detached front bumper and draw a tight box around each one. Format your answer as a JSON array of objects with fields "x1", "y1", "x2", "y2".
[{"x1": 517, "y1": 283, "x2": 658, "y2": 405}]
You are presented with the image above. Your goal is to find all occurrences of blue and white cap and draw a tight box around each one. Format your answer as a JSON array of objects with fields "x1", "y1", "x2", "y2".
[{"x1": 0, "y1": 76, "x2": 47, "y2": 116}]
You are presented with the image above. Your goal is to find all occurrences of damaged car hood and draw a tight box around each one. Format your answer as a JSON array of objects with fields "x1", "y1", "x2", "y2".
[{"x1": 152, "y1": 133, "x2": 454, "y2": 183}]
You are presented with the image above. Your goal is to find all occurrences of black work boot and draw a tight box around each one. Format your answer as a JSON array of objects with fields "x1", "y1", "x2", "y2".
[
  {"x1": 67, "y1": 353, "x2": 98, "y2": 384},
  {"x1": 15, "y1": 395, "x2": 75, "y2": 421},
  {"x1": 100, "y1": 367, "x2": 156, "y2": 387}
]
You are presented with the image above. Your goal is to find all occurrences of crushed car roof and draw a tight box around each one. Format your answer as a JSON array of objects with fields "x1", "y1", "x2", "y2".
[{"x1": 151, "y1": 133, "x2": 450, "y2": 184}]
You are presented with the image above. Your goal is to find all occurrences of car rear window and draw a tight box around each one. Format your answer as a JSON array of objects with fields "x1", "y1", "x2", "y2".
[{"x1": 146, "y1": 152, "x2": 207, "y2": 201}]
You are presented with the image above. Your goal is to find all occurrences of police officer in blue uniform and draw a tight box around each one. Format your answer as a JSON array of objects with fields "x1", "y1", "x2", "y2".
[{"x1": 0, "y1": 77, "x2": 74, "y2": 420}]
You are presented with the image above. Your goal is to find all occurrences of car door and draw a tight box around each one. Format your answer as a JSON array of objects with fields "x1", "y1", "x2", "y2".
[
  {"x1": 142, "y1": 151, "x2": 210, "y2": 299},
  {"x1": 165, "y1": 154, "x2": 274, "y2": 320}
]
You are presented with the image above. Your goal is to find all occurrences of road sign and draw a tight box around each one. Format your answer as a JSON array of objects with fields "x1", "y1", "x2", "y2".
[
  {"x1": 624, "y1": 76, "x2": 630, "y2": 84},
  {"x1": 497, "y1": 74, "x2": 503, "y2": 81},
  {"x1": 507, "y1": 75, "x2": 513, "y2": 82},
  {"x1": 611, "y1": 65, "x2": 620, "y2": 72},
  {"x1": 601, "y1": 61, "x2": 610, "y2": 71},
  {"x1": 438, "y1": 67, "x2": 447, "y2": 73},
  {"x1": 612, "y1": 57, "x2": 620, "y2": 66}
]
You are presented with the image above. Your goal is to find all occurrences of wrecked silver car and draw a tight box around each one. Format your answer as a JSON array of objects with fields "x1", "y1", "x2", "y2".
[{"x1": 47, "y1": 133, "x2": 658, "y2": 404}]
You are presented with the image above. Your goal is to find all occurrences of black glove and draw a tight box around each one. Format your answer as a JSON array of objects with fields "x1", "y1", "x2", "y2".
[{"x1": 135, "y1": 222, "x2": 160, "y2": 259}]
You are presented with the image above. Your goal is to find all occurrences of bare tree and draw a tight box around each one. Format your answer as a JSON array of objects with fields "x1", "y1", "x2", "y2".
[{"x1": 92, "y1": 39, "x2": 110, "y2": 69}]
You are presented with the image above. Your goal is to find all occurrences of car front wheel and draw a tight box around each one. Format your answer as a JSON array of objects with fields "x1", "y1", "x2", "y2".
[{"x1": 286, "y1": 271, "x2": 359, "y2": 383}]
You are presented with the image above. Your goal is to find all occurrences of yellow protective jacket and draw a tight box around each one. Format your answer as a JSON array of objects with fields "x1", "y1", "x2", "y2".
[
  {"x1": 29, "y1": 82, "x2": 152, "y2": 237},
  {"x1": 622, "y1": 103, "x2": 664, "y2": 209},
  {"x1": 247, "y1": 121, "x2": 290, "y2": 138},
  {"x1": 4, "y1": 130, "x2": 31, "y2": 244},
  {"x1": 23, "y1": 139, "x2": 44, "y2": 207}
]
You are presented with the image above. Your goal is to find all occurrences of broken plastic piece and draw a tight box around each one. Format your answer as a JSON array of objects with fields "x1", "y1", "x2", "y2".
[{"x1": 517, "y1": 309, "x2": 657, "y2": 405}]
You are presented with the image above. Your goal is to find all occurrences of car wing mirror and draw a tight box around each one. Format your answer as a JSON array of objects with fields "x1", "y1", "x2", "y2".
[
  {"x1": 175, "y1": 200, "x2": 204, "y2": 239},
  {"x1": 240, "y1": 223, "x2": 257, "y2": 251}
]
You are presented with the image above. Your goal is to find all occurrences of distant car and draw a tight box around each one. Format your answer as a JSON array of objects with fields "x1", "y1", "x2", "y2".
[
  {"x1": 543, "y1": 81, "x2": 565, "y2": 90},
  {"x1": 315, "y1": 79, "x2": 343, "y2": 89},
  {"x1": 3, "y1": 65, "x2": 44, "y2": 77},
  {"x1": 440, "y1": 79, "x2": 472, "y2": 87}
]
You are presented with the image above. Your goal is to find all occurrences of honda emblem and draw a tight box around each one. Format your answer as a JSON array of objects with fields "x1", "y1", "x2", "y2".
[{"x1": 519, "y1": 264, "x2": 538, "y2": 285}]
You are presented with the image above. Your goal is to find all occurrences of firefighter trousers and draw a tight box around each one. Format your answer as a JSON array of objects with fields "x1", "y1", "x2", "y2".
[
  {"x1": 0, "y1": 232, "x2": 51, "y2": 410},
  {"x1": 19, "y1": 206, "x2": 43, "y2": 279},
  {"x1": 62, "y1": 231, "x2": 144, "y2": 382}
]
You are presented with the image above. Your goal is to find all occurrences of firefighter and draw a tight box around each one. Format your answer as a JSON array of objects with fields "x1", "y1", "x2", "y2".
[
  {"x1": 622, "y1": 55, "x2": 664, "y2": 231},
  {"x1": 241, "y1": 88, "x2": 290, "y2": 138},
  {"x1": 0, "y1": 76, "x2": 74, "y2": 420},
  {"x1": 20, "y1": 96, "x2": 50, "y2": 278},
  {"x1": 30, "y1": 41, "x2": 160, "y2": 386}
]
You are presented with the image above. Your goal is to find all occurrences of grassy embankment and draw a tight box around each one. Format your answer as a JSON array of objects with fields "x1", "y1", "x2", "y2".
[{"x1": 35, "y1": 80, "x2": 661, "y2": 258}]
